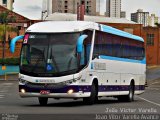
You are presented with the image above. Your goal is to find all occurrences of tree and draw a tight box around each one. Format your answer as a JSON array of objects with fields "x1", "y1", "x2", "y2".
[
  {"x1": 155, "y1": 23, "x2": 160, "y2": 27},
  {"x1": 0, "y1": 11, "x2": 16, "y2": 65}
]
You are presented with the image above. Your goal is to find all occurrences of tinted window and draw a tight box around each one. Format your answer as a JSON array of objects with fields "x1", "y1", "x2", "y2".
[{"x1": 93, "y1": 31, "x2": 145, "y2": 60}]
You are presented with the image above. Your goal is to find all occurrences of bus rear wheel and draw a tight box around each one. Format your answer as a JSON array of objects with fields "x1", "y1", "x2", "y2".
[
  {"x1": 118, "y1": 82, "x2": 134, "y2": 102},
  {"x1": 38, "y1": 97, "x2": 48, "y2": 106},
  {"x1": 83, "y1": 82, "x2": 98, "y2": 105},
  {"x1": 127, "y1": 82, "x2": 135, "y2": 102}
]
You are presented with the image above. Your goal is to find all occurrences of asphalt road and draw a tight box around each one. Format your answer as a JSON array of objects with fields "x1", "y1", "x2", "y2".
[{"x1": 0, "y1": 80, "x2": 159, "y2": 120}]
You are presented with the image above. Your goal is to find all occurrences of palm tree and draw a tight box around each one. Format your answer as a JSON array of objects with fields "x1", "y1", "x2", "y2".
[{"x1": 0, "y1": 11, "x2": 16, "y2": 65}]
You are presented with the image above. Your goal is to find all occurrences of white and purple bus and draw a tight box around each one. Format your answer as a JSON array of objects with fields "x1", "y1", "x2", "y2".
[{"x1": 11, "y1": 21, "x2": 146, "y2": 105}]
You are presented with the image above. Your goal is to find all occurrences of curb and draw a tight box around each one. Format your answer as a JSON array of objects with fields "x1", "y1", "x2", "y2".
[{"x1": 147, "y1": 65, "x2": 160, "y2": 69}]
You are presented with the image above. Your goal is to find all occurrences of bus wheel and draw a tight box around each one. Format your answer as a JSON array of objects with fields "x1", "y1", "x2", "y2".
[
  {"x1": 118, "y1": 82, "x2": 134, "y2": 102},
  {"x1": 127, "y1": 82, "x2": 135, "y2": 102},
  {"x1": 38, "y1": 97, "x2": 48, "y2": 106},
  {"x1": 83, "y1": 82, "x2": 97, "y2": 105}
]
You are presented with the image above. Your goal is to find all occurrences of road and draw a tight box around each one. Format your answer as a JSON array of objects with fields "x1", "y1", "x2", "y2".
[{"x1": 0, "y1": 80, "x2": 159, "y2": 120}]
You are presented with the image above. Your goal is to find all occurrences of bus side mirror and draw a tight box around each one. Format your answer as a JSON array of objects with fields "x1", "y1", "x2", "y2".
[
  {"x1": 10, "y1": 35, "x2": 24, "y2": 53},
  {"x1": 77, "y1": 34, "x2": 88, "y2": 53}
]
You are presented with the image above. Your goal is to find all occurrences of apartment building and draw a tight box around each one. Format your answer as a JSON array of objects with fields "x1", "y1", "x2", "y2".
[
  {"x1": 52, "y1": 0, "x2": 99, "y2": 16},
  {"x1": 148, "y1": 14, "x2": 159, "y2": 27},
  {"x1": 0, "y1": 0, "x2": 14, "y2": 10},
  {"x1": 106, "y1": 0, "x2": 121, "y2": 18},
  {"x1": 131, "y1": 9, "x2": 149, "y2": 27}
]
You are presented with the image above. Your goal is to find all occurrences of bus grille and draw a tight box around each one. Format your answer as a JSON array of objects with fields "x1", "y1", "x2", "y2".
[{"x1": 25, "y1": 82, "x2": 66, "y2": 89}]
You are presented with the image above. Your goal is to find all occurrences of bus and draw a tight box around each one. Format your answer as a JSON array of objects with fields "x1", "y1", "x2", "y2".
[{"x1": 11, "y1": 21, "x2": 146, "y2": 105}]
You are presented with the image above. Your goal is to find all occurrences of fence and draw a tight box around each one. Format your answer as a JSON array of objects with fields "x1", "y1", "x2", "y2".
[
  {"x1": 0, "y1": 72, "x2": 18, "y2": 80},
  {"x1": 0, "y1": 66, "x2": 19, "y2": 80}
]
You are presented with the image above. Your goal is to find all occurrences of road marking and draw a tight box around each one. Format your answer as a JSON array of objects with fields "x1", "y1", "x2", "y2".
[
  {"x1": 147, "y1": 88, "x2": 159, "y2": 90},
  {"x1": 0, "y1": 90, "x2": 8, "y2": 93},
  {"x1": 1, "y1": 83, "x2": 13, "y2": 87},
  {"x1": 0, "y1": 89, "x2": 9, "y2": 93},
  {"x1": 0, "y1": 95, "x2": 4, "y2": 99},
  {"x1": 136, "y1": 96, "x2": 160, "y2": 107},
  {"x1": 150, "y1": 81, "x2": 160, "y2": 85}
]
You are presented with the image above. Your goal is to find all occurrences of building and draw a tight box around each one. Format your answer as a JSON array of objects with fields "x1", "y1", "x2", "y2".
[
  {"x1": 131, "y1": 9, "x2": 149, "y2": 27},
  {"x1": 143, "y1": 27, "x2": 160, "y2": 65},
  {"x1": 148, "y1": 14, "x2": 159, "y2": 27},
  {"x1": 106, "y1": 0, "x2": 121, "y2": 18},
  {"x1": 0, "y1": 5, "x2": 35, "y2": 59},
  {"x1": 51, "y1": 0, "x2": 99, "y2": 16},
  {"x1": 46, "y1": 12, "x2": 137, "y2": 24},
  {"x1": 46, "y1": 12, "x2": 142, "y2": 37},
  {"x1": 0, "y1": 0, "x2": 14, "y2": 10},
  {"x1": 120, "y1": 11, "x2": 126, "y2": 18}
]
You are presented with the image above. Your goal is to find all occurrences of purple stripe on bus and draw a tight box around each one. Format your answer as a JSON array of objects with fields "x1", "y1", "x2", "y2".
[{"x1": 19, "y1": 85, "x2": 145, "y2": 93}]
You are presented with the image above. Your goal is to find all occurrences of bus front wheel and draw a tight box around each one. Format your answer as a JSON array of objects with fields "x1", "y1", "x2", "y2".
[
  {"x1": 38, "y1": 97, "x2": 48, "y2": 106},
  {"x1": 83, "y1": 82, "x2": 98, "y2": 105}
]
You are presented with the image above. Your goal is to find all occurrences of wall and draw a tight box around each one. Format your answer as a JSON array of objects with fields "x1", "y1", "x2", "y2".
[
  {"x1": 99, "y1": 23, "x2": 143, "y2": 37},
  {"x1": 143, "y1": 27, "x2": 160, "y2": 65}
]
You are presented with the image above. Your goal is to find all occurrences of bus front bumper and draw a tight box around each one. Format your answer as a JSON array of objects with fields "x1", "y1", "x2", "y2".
[
  {"x1": 19, "y1": 84, "x2": 91, "y2": 98},
  {"x1": 19, "y1": 92, "x2": 90, "y2": 98}
]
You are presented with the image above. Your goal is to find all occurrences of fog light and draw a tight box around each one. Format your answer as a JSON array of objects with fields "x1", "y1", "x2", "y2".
[
  {"x1": 21, "y1": 89, "x2": 26, "y2": 93},
  {"x1": 67, "y1": 89, "x2": 74, "y2": 94}
]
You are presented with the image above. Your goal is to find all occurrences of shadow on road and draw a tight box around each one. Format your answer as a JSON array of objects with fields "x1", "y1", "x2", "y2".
[{"x1": 23, "y1": 98, "x2": 139, "y2": 107}]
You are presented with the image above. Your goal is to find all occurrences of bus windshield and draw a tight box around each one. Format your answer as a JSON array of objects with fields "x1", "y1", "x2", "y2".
[{"x1": 20, "y1": 33, "x2": 81, "y2": 77}]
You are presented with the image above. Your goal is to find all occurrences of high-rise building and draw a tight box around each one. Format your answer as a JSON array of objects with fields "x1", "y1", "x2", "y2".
[
  {"x1": 0, "y1": 0, "x2": 14, "y2": 10},
  {"x1": 131, "y1": 9, "x2": 149, "y2": 27},
  {"x1": 148, "y1": 14, "x2": 159, "y2": 27},
  {"x1": 52, "y1": 0, "x2": 99, "y2": 16},
  {"x1": 106, "y1": 0, "x2": 121, "y2": 18},
  {"x1": 120, "y1": 11, "x2": 126, "y2": 18}
]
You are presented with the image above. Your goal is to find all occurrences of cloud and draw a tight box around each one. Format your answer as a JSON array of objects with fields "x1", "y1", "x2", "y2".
[
  {"x1": 13, "y1": 0, "x2": 43, "y2": 19},
  {"x1": 26, "y1": 5, "x2": 42, "y2": 11}
]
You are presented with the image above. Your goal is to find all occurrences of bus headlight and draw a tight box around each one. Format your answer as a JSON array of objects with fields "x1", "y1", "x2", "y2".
[
  {"x1": 20, "y1": 89, "x2": 26, "y2": 93},
  {"x1": 19, "y1": 79, "x2": 28, "y2": 84}
]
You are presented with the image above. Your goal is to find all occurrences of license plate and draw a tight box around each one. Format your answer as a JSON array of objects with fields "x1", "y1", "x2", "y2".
[{"x1": 40, "y1": 90, "x2": 50, "y2": 95}]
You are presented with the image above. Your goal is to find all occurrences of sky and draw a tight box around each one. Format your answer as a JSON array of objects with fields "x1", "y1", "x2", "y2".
[{"x1": 13, "y1": 0, "x2": 160, "y2": 20}]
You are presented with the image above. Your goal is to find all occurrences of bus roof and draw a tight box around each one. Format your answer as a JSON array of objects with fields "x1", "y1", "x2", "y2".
[{"x1": 26, "y1": 21, "x2": 144, "y2": 42}]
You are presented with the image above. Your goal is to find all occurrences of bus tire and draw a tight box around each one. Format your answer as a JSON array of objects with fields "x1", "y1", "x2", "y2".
[
  {"x1": 38, "y1": 97, "x2": 48, "y2": 106},
  {"x1": 83, "y1": 82, "x2": 97, "y2": 105},
  {"x1": 118, "y1": 82, "x2": 134, "y2": 102},
  {"x1": 127, "y1": 82, "x2": 135, "y2": 102}
]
